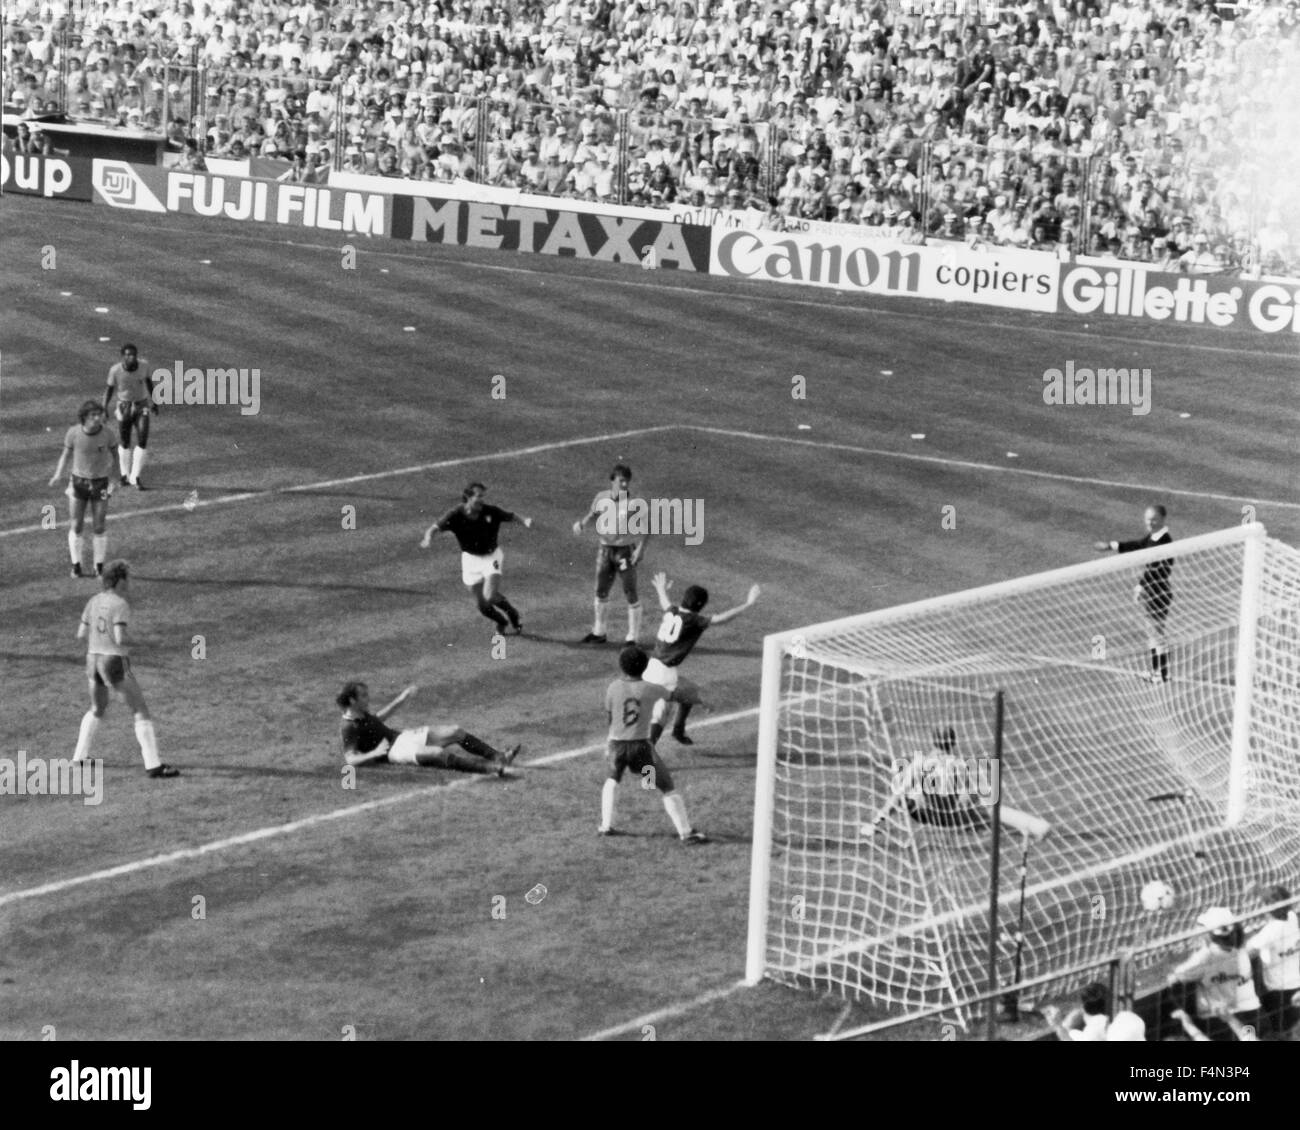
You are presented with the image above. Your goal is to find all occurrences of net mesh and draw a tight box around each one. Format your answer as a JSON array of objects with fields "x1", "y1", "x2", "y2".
[{"x1": 759, "y1": 528, "x2": 1300, "y2": 1023}]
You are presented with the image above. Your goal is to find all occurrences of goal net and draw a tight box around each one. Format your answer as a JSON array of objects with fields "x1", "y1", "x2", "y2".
[{"x1": 745, "y1": 524, "x2": 1300, "y2": 1029}]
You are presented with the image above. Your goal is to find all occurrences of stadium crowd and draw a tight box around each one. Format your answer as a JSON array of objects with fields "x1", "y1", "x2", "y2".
[{"x1": 3, "y1": 0, "x2": 1297, "y2": 274}]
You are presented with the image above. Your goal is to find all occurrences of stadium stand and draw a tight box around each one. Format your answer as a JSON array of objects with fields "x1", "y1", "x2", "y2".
[{"x1": 3, "y1": 1, "x2": 1296, "y2": 274}]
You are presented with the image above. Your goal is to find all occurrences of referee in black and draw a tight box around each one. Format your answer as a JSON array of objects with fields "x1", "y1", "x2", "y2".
[
  {"x1": 1096, "y1": 504, "x2": 1174, "y2": 683},
  {"x1": 421, "y1": 482, "x2": 534, "y2": 637}
]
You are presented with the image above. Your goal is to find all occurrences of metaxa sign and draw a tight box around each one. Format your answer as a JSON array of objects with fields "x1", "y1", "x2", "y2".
[{"x1": 1060, "y1": 265, "x2": 1300, "y2": 333}]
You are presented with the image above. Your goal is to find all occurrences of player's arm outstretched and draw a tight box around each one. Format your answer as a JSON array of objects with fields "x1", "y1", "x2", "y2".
[
  {"x1": 420, "y1": 507, "x2": 459, "y2": 548},
  {"x1": 374, "y1": 684, "x2": 417, "y2": 721},
  {"x1": 651, "y1": 570, "x2": 676, "y2": 611},
  {"x1": 707, "y1": 583, "x2": 761, "y2": 626}
]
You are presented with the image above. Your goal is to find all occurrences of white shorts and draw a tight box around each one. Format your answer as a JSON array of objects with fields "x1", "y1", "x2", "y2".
[
  {"x1": 461, "y1": 548, "x2": 503, "y2": 586},
  {"x1": 388, "y1": 727, "x2": 430, "y2": 764},
  {"x1": 644, "y1": 658, "x2": 677, "y2": 723},
  {"x1": 643, "y1": 657, "x2": 677, "y2": 691}
]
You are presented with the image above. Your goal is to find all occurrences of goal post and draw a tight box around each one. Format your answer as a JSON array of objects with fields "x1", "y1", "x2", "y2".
[{"x1": 745, "y1": 523, "x2": 1300, "y2": 1028}]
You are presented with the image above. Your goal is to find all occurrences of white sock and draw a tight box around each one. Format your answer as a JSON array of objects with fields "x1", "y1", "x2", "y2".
[
  {"x1": 627, "y1": 602, "x2": 642, "y2": 642},
  {"x1": 135, "y1": 717, "x2": 161, "y2": 770},
  {"x1": 600, "y1": 778, "x2": 618, "y2": 830},
  {"x1": 92, "y1": 534, "x2": 108, "y2": 566},
  {"x1": 593, "y1": 598, "x2": 609, "y2": 635},
  {"x1": 130, "y1": 446, "x2": 149, "y2": 481},
  {"x1": 68, "y1": 528, "x2": 84, "y2": 564},
  {"x1": 74, "y1": 711, "x2": 100, "y2": 761},
  {"x1": 118, "y1": 445, "x2": 132, "y2": 478},
  {"x1": 663, "y1": 792, "x2": 691, "y2": 837}
]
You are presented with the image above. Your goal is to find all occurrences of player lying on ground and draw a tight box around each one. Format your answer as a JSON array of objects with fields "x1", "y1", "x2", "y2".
[
  {"x1": 1094, "y1": 504, "x2": 1174, "y2": 683},
  {"x1": 72, "y1": 560, "x2": 178, "y2": 777},
  {"x1": 337, "y1": 681, "x2": 520, "y2": 774},
  {"x1": 48, "y1": 400, "x2": 121, "y2": 578},
  {"x1": 103, "y1": 343, "x2": 157, "y2": 489},
  {"x1": 573, "y1": 462, "x2": 646, "y2": 644},
  {"x1": 867, "y1": 726, "x2": 1049, "y2": 839},
  {"x1": 644, "y1": 571, "x2": 760, "y2": 745},
  {"x1": 420, "y1": 482, "x2": 532, "y2": 638},
  {"x1": 599, "y1": 644, "x2": 707, "y2": 843}
]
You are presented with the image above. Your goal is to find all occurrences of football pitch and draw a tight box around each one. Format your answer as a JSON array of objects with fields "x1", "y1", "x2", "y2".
[{"x1": 1, "y1": 194, "x2": 1296, "y2": 1040}]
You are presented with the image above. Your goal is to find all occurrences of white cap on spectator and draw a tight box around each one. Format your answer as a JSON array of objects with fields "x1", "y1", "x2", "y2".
[{"x1": 1197, "y1": 907, "x2": 1234, "y2": 933}]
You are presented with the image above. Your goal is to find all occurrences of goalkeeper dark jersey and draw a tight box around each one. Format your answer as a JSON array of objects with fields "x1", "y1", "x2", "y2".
[
  {"x1": 435, "y1": 504, "x2": 516, "y2": 555},
  {"x1": 1117, "y1": 527, "x2": 1173, "y2": 609},
  {"x1": 340, "y1": 711, "x2": 399, "y2": 755},
  {"x1": 652, "y1": 606, "x2": 711, "y2": 667}
]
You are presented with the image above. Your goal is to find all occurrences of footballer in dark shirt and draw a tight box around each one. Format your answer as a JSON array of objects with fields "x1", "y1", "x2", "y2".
[
  {"x1": 1096, "y1": 504, "x2": 1174, "y2": 683},
  {"x1": 337, "y1": 680, "x2": 520, "y2": 774},
  {"x1": 420, "y1": 482, "x2": 533, "y2": 637},
  {"x1": 643, "y1": 570, "x2": 760, "y2": 745}
]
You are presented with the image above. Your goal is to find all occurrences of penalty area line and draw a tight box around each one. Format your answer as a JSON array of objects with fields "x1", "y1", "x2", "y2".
[
  {"x1": 0, "y1": 705, "x2": 759, "y2": 911},
  {"x1": 685, "y1": 426, "x2": 1300, "y2": 513},
  {"x1": 0, "y1": 425, "x2": 675, "y2": 540}
]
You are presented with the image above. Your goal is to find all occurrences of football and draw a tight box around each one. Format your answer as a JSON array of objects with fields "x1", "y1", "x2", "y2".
[{"x1": 1140, "y1": 879, "x2": 1176, "y2": 911}]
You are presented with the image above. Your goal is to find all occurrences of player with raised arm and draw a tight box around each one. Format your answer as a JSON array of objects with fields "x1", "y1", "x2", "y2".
[
  {"x1": 48, "y1": 400, "x2": 121, "y2": 578},
  {"x1": 1167, "y1": 906, "x2": 1261, "y2": 1041},
  {"x1": 1246, "y1": 883, "x2": 1300, "y2": 1037},
  {"x1": 1095, "y1": 504, "x2": 1174, "y2": 683},
  {"x1": 599, "y1": 644, "x2": 707, "y2": 843},
  {"x1": 71, "y1": 560, "x2": 178, "y2": 777},
  {"x1": 337, "y1": 681, "x2": 520, "y2": 773},
  {"x1": 572, "y1": 463, "x2": 646, "y2": 644},
  {"x1": 103, "y1": 343, "x2": 157, "y2": 489},
  {"x1": 420, "y1": 482, "x2": 533, "y2": 637},
  {"x1": 644, "y1": 571, "x2": 760, "y2": 745}
]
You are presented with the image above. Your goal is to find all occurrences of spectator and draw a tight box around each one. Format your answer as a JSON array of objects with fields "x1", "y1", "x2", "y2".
[
  {"x1": 1168, "y1": 907, "x2": 1262, "y2": 1043},
  {"x1": 1246, "y1": 884, "x2": 1300, "y2": 1039}
]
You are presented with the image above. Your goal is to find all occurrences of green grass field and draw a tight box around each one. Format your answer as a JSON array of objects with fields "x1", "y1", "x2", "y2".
[{"x1": 1, "y1": 193, "x2": 1296, "y2": 1039}]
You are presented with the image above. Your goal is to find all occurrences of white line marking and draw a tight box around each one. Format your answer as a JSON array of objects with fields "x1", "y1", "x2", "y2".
[
  {"x1": 581, "y1": 979, "x2": 749, "y2": 1041},
  {"x1": 0, "y1": 705, "x2": 759, "y2": 910},
  {"x1": 0, "y1": 426, "x2": 675, "y2": 539},
  {"x1": 682, "y1": 426, "x2": 1300, "y2": 512},
  {"x1": 29, "y1": 208, "x2": 1298, "y2": 361}
]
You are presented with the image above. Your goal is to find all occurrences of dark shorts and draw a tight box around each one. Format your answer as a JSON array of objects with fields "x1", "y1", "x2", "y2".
[
  {"x1": 116, "y1": 398, "x2": 151, "y2": 441},
  {"x1": 606, "y1": 739, "x2": 674, "y2": 791},
  {"x1": 1258, "y1": 989, "x2": 1300, "y2": 1036},
  {"x1": 1142, "y1": 586, "x2": 1173, "y2": 622},
  {"x1": 596, "y1": 544, "x2": 638, "y2": 598},
  {"x1": 87, "y1": 653, "x2": 130, "y2": 686},
  {"x1": 71, "y1": 475, "x2": 111, "y2": 502}
]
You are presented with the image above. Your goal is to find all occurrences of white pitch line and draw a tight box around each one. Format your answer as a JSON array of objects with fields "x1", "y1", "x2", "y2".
[
  {"x1": 684, "y1": 426, "x2": 1300, "y2": 512},
  {"x1": 0, "y1": 426, "x2": 675, "y2": 539},
  {"x1": 0, "y1": 705, "x2": 760, "y2": 911},
  {"x1": 581, "y1": 979, "x2": 750, "y2": 1041}
]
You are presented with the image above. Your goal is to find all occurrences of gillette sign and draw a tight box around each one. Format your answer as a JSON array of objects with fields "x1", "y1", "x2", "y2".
[{"x1": 1060, "y1": 265, "x2": 1300, "y2": 334}]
